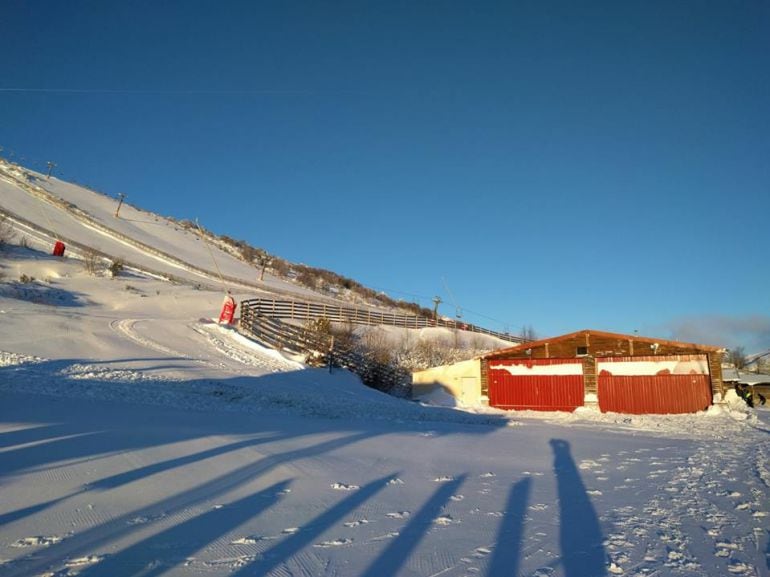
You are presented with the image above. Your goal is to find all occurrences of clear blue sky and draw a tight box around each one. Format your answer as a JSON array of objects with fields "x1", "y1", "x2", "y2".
[{"x1": 2, "y1": 1, "x2": 769, "y2": 351}]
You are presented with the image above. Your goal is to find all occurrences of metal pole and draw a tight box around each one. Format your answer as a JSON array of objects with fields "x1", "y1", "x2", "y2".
[
  {"x1": 114, "y1": 193, "x2": 126, "y2": 218},
  {"x1": 432, "y1": 296, "x2": 442, "y2": 322}
]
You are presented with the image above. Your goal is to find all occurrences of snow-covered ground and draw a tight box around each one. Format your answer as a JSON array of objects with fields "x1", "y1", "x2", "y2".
[{"x1": 1, "y1": 166, "x2": 769, "y2": 576}]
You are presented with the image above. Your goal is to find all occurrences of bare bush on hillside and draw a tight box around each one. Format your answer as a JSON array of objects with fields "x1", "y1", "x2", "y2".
[
  {"x1": 0, "y1": 216, "x2": 14, "y2": 249},
  {"x1": 109, "y1": 258, "x2": 125, "y2": 278},
  {"x1": 296, "y1": 321, "x2": 494, "y2": 398},
  {"x1": 83, "y1": 249, "x2": 101, "y2": 276}
]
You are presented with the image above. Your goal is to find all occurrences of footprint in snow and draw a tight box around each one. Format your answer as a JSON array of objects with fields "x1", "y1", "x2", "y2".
[
  {"x1": 231, "y1": 536, "x2": 270, "y2": 545},
  {"x1": 434, "y1": 514, "x2": 458, "y2": 526},
  {"x1": 386, "y1": 511, "x2": 410, "y2": 519},
  {"x1": 727, "y1": 561, "x2": 752, "y2": 574},
  {"x1": 314, "y1": 538, "x2": 353, "y2": 548},
  {"x1": 66, "y1": 555, "x2": 104, "y2": 567},
  {"x1": 434, "y1": 475, "x2": 454, "y2": 482},
  {"x1": 388, "y1": 478, "x2": 404, "y2": 485},
  {"x1": 369, "y1": 532, "x2": 399, "y2": 542},
  {"x1": 331, "y1": 482, "x2": 359, "y2": 491},
  {"x1": 11, "y1": 536, "x2": 63, "y2": 548},
  {"x1": 343, "y1": 519, "x2": 369, "y2": 527}
]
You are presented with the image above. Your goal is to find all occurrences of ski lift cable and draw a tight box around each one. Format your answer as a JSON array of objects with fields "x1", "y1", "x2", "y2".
[
  {"x1": 441, "y1": 276, "x2": 463, "y2": 319},
  {"x1": 195, "y1": 219, "x2": 228, "y2": 294},
  {"x1": 31, "y1": 185, "x2": 60, "y2": 241}
]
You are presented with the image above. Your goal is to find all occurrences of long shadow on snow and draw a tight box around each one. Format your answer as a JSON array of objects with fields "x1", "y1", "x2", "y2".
[
  {"x1": 0, "y1": 422, "x2": 79, "y2": 449},
  {"x1": 487, "y1": 477, "x2": 531, "y2": 577},
  {"x1": 550, "y1": 439, "x2": 607, "y2": 577},
  {"x1": 2, "y1": 430, "x2": 379, "y2": 577},
  {"x1": 232, "y1": 475, "x2": 398, "y2": 577},
  {"x1": 359, "y1": 475, "x2": 467, "y2": 577},
  {"x1": 77, "y1": 480, "x2": 293, "y2": 577},
  {"x1": 0, "y1": 496, "x2": 71, "y2": 528},
  {"x1": 88, "y1": 431, "x2": 292, "y2": 491},
  {"x1": 0, "y1": 433, "x2": 295, "y2": 529},
  {"x1": 0, "y1": 359, "x2": 507, "y2": 575},
  {"x1": 0, "y1": 411, "x2": 201, "y2": 478}
]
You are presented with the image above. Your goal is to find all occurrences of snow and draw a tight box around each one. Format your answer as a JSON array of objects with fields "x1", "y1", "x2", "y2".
[
  {"x1": 1, "y1": 166, "x2": 769, "y2": 577},
  {"x1": 490, "y1": 361, "x2": 584, "y2": 375},
  {"x1": 597, "y1": 359, "x2": 710, "y2": 376}
]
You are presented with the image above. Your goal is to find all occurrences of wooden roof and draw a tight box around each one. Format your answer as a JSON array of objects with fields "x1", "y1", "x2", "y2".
[{"x1": 482, "y1": 329, "x2": 724, "y2": 360}]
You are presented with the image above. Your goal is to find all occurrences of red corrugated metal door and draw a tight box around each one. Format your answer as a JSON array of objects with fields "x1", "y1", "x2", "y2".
[
  {"x1": 488, "y1": 359, "x2": 584, "y2": 411},
  {"x1": 597, "y1": 355, "x2": 712, "y2": 414}
]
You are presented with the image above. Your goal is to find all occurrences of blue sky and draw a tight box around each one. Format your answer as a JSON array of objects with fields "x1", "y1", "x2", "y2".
[{"x1": 2, "y1": 1, "x2": 769, "y2": 350}]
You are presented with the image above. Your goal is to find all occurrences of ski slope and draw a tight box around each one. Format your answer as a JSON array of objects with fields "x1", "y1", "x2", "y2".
[
  {"x1": 0, "y1": 160, "x2": 331, "y2": 300},
  {"x1": 1, "y1": 160, "x2": 769, "y2": 577}
]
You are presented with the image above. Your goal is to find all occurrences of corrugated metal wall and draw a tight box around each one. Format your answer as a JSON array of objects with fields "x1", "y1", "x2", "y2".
[
  {"x1": 598, "y1": 374, "x2": 712, "y2": 414},
  {"x1": 597, "y1": 355, "x2": 712, "y2": 414},
  {"x1": 488, "y1": 359, "x2": 585, "y2": 412}
]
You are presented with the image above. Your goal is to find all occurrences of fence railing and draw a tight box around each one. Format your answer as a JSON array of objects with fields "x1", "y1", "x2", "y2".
[
  {"x1": 240, "y1": 297, "x2": 522, "y2": 343},
  {"x1": 239, "y1": 306, "x2": 410, "y2": 393}
]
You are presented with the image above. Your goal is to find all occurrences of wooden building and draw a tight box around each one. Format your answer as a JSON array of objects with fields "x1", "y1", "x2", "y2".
[{"x1": 414, "y1": 329, "x2": 726, "y2": 415}]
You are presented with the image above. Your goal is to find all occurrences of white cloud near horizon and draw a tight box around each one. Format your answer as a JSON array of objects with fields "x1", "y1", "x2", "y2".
[{"x1": 664, "y1": 315, "x2": 770, "y2": 353}]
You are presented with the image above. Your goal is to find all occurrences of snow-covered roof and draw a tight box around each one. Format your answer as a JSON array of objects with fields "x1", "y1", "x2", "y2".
[{"x1": 722, "y1": 368, "x2": 770, "y2": 385}]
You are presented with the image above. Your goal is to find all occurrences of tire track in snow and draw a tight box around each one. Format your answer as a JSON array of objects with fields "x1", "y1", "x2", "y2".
[
  {"x1": 188, "y1": 322, "x2": 299, "y2": 374},
  {"x1": 110, "y1": 318, "x2": 298, "y2": 376},
  {"x1": 111, "y1": 319, "x2": 193, "y2": 360}
]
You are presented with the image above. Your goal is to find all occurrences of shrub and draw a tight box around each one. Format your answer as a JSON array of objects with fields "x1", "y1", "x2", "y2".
[
  {"x1": 83, "y1": 249, "x2": 100, "y2": 276},
  {"x1": 109, "y1": 258, "x2": 125, "y2": 278},
  {"x1": 0, "y1": 216, "x2": 14, "y2": 249}
]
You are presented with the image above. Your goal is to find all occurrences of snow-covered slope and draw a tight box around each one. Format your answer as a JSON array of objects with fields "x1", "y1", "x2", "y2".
[
  {"x1": 1, "y1": 160, "x2": 769, "y2": 577},
  {"x1": 0, "y1": 160, "x2": 332, "y2": 299}
]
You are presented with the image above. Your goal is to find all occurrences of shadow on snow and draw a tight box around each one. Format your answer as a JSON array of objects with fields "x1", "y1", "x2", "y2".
[{"x1": 0, "y1": 362, "x2": 610, "y2": 577}]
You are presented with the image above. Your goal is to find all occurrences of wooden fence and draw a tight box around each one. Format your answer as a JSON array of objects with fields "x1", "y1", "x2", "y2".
[
  {"x1": 239, "y1": 307, "x2": 410, "y2": 393},
  {"x1": 240, "y1": 298, "x2": 522, "y2": 343}
]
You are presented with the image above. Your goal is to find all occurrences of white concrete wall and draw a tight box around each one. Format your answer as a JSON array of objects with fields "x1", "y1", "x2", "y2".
[{"x1": 412, "y1": 359, "x2": 482, "y2": 406}]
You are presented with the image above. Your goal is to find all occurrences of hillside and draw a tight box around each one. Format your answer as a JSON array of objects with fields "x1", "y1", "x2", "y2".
[{"x1": 1, "y1": 159, "x2": 769, "y2": 577}]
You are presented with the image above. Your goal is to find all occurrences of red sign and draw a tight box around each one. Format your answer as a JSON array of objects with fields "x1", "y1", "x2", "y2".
[{"x1": 218, "y1": 295, "x2": 237, "y2": 324}]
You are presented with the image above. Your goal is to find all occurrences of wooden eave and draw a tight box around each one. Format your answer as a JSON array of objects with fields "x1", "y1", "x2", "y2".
[{"x1": 481, "y1": 329, "x2": 723, "y2": 360}]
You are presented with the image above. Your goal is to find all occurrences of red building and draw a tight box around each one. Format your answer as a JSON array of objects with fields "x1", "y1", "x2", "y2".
[{"x1": 481, "y1": 330, "x2": 725, "y2": 414}]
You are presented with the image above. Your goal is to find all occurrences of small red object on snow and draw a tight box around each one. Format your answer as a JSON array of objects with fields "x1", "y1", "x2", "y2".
[
  {"x1": 52, "y1": 241, "x2": 66, "y2": 257},
  {"x1": 218, "y1": 294, "x2": 237, "y2": 324}
]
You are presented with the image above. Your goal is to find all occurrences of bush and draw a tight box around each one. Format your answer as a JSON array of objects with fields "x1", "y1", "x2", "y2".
[
  {"x1": 109, "y1": 258, "x2": 124, "y2": 278},
  {"x1": 0, "y1": 216, "x2": 14, "y2": 249},
  {"x1": 83, "y1": 249, "x2": 100, "y2": 276}
]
